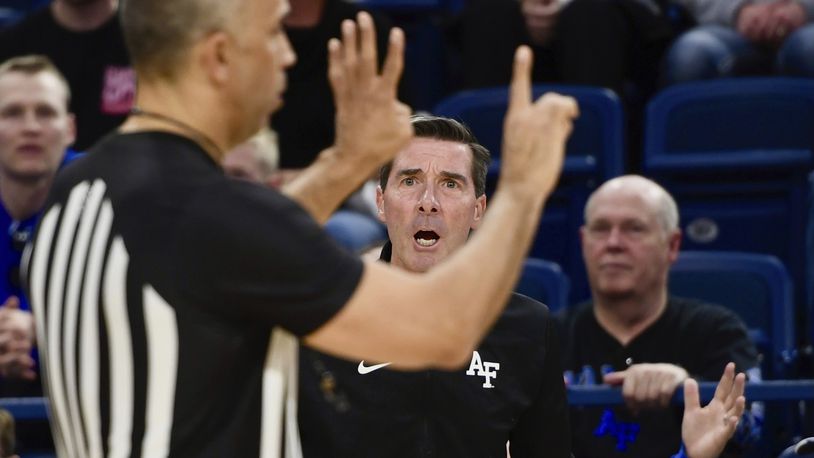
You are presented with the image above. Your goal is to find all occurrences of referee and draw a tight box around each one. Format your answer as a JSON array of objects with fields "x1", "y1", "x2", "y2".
[{"x1": 24, "y1": 0, "x2": 578, "y2": 457}]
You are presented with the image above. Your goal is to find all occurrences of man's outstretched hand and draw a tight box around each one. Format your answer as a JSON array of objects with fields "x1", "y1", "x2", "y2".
[{"x1": 682, "y1": 362, "x2": 746, "y2": 458}]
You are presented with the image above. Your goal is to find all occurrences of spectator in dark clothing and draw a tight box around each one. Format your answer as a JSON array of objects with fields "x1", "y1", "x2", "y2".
[
  {"x1": 453, "y1": 0, "x2": 683, "y2": 98},
  {"x1": 663, "y1": 0, "x2": 814, "y2": 83},
  {"x1": 0, "y1": 54, "x2": 79, "y2": 455},
  {"x1": 557, "y1": 174, "x2": 760, "y2": 457},
  {"x1": 452, "y1": 0, "x2": 691, "y2": 170},
  {"x1": 0, "y1": 0, "x2": 133, "y2": 150}
]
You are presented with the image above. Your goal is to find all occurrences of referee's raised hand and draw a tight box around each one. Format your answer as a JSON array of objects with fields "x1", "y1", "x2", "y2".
[
  {"x1": 499, "y1": 45, "x2": 578, "y2": 201},
  {"x1": 328, "y1": 11, "x2": 413, "y2": 170}
]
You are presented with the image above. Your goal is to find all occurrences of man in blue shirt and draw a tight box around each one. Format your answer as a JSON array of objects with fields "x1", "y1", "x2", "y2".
[{"x1": 0, "y1": 55, "x2": 77, "y2": 394}]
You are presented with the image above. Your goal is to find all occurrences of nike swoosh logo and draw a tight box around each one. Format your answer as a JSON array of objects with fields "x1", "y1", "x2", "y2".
[{"x1": 357, "y1": 360, "x2": 391, "y2": 374}]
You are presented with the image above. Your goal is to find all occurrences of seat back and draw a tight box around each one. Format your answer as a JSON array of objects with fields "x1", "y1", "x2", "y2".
[
  {"x1": 644, "y1": 78, "x2": 814, "y2": 322},
  {"x1": 807, "y1": 173, "x2": 814, "y2": 351},
  {"x1": 778, "y1": 437, "x2": 814, "y2": 458},
  {"x1": 668, "y1": 251, "x2": 795, "y2": 378},
  {"x1": 325, "y1": 210, "x2": 387, "y2": 254},
  {"x1": 515, "y1": 258, "x2": 570, "y2": 313},
  {"x1": 434, "y1": 84, "x2": 625, "y2": 179},
  {"x1": 644, "y1": 78, "x2": 814, "y2": 171}
]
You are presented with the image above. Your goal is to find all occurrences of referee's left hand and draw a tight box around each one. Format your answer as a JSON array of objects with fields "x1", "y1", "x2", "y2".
[{"x1": 327, "y1": 11, "x2": 413, "y2": 172}]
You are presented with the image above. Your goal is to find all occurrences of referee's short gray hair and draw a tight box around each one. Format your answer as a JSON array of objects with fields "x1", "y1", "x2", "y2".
[{"x1": 120, "y1": 0, "x2": 246, "y2": 80}]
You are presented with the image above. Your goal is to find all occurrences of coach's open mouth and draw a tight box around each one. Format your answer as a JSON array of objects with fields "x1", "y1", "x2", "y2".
[{"x1": 414, "y1": 230, "x2": 440, "y2": 247}]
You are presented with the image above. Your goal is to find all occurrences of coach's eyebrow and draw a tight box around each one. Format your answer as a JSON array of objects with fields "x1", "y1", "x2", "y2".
[
  {"x1": 439, "y1": 171, "x2": 468, "y2": 184},
  {"x1": 395, "y1": 168, "x2": 423, "y2": 178}
]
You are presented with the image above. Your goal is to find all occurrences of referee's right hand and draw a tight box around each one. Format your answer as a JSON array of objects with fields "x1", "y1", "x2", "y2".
[
  {"x1": 328, "y1": 11, "x2": 413, "y2": 171},
  {"x1": 499, "y1": 45, "x2": 578, "y2": 203}
]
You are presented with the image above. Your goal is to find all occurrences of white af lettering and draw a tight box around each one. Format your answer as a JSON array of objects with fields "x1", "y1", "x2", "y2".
[{"x1": 465, "y1": 351, "x2": 500, "y2": 388}]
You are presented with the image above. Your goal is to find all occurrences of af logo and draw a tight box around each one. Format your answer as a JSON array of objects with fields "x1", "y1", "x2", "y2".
[{"x1": 465, "y1": 351, "x2": 500, "y2": 388}]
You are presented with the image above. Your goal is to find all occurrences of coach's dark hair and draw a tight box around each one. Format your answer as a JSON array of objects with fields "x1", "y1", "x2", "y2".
[
  {"x1": 120, "y1": 0, "x2": 243, "y2": 80},
  {"x1": 379, "y1": 115, "x2": 491, "y2": 197}
]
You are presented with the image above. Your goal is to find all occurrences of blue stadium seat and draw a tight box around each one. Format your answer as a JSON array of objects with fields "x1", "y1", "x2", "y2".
[
  {"x1": 515, "y1": 257, "x2": 570, "y2": 312},
  {"x1": 0, "y1": 0, "x2": 50, "y2": 7},
  {"x1": 643, "y1": 78, "x2": 814, "y2": 330},
  {"x1": 805, "y1": 173, "x2": 814, "y2": 440},
  {"x1": 434, "y1": 85, "x2": 625, "y2": 179},
  {"x1": 644, "y1": 78, "x2": 814, "y2": 171},
  {"x1": 668, "y1": 251, "x2": 796, "y2": 378},
  {"x1": 325, "y1": 210, "x2": 387, "y2": 253},
  {"x1": 0, "y1": 0, "x2": 49, "y2": 27},
  {"x1": 0, "y1": 6, "x2": 26, "y2": 27},
  {"x1": 778, "y1": 437, "x2": 814, "y2": 458},
  {"x1": 807, "y1": 172, "x2": 814, "y2": 348},
  {"x1": 434, "y1": 85, "x2": 625, "y2": 302}
]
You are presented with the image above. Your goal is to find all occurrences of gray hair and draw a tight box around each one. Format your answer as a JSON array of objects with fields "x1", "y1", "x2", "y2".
[
  {"x1": 245, "y1": 126, "x2": 280, "y2": 177},
  {"x1": 585, "y1": 175, "x2": 679, "y2": 233},
  {"x1": 120, "y1": 0, "x2": 244, "y2": 80}
]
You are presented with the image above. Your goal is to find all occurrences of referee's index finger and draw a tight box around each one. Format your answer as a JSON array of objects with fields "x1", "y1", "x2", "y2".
[{"x1": 508, "y1": 45, "x2": 533, "y2": 111}]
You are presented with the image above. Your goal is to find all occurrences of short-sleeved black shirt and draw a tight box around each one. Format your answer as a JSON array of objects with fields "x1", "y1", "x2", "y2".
[{"x1": 27, "y1": 131, "x2": 363, "y2": 457}]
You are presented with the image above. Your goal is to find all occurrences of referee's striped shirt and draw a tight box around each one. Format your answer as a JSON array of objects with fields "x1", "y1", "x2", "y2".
[{"x1": 25, "y1": 132, "x2": 363, "y2": 457}]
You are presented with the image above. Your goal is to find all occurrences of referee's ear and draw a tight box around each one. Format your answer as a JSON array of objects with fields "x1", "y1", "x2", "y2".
[{"x1": 196, "y1": 30, "x2": 234, "y2": 88}]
